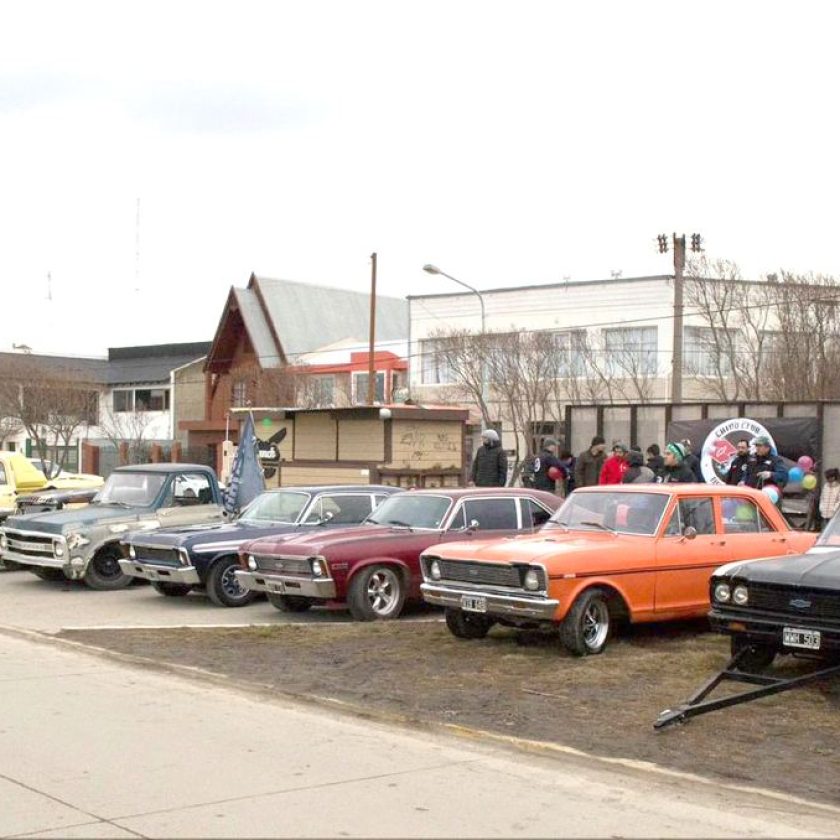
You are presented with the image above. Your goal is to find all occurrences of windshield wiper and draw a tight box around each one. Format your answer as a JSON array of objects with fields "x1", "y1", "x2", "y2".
[
  {"x1": 102, "y1": 501, "x2": 133, "y2": 508},
  {"x1": 387, "y1": 519, "x2": 414, "y2": 530},
  {"x1": 578, "y1": 520, "x2": 615, "y2": 532},
  {"x1": 543, "y1": 521, "x2": 569, "y2": 530}
]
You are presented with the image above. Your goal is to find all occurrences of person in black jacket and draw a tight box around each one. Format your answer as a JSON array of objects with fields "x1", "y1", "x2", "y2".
[
  {"x1": 744, "y1": 435, "x2": 788, "y2": 490},
  {"x1": 725, "y1": 438, "x2": 751, "y2": 485},
  {"x1": 532, "y1": 438, "x2": 565, "y2": 493},
  {"x1": 645, "y1": 444, "x2": 664, "y2": 475},
  {"x1": 681, "y1": 438, "x2": 705, "y2": 482},
  {"x1": 470, "y1": 429, "x2": 508, "y2": 487},
  {"x1": 656, "y1": 442, "x2": 696, "y2": 483}
]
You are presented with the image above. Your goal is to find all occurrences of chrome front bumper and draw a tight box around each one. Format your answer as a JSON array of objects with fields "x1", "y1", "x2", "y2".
[
  {"x1": 118, "y1": 559, "x2": 201, "y2": 585},
  {"x1": 2, "y1": 551, "x2": 67, "y2": 570},
  {"x1": 421, "y1": 582, "x2": 560, "y2": 621},
  {"x1": 234, "y1": 569, "x2": 337, "y2": 599}
]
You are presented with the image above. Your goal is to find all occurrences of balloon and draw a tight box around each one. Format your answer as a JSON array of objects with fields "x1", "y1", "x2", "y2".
[
  {"x1": 788, "y1": 466, "x2": 804, "y2": 483},
  {"x1": 762, "y1": 485, "x2": 780, "y2": 504},
  {"x1": 547, "y1": 466, "x2": 563, "y2": 481},
  {"x1": 802, "y1": 473, "x2": 818, "y2": 491},
  {"x1": 735, "y1": 503, "x2": 756, "y2": 522},
  {"x1": 798, "y1": 455, "x2": 815, "y2": 472}
]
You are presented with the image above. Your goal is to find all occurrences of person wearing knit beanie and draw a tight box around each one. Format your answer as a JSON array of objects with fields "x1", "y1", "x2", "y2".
[{"x1": 657, "y1": 442, "x2": 696, "y2": 483}]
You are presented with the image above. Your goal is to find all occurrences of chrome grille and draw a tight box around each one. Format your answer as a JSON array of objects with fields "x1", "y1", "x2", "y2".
[
  {"x1": 438, "y1": 559, "x2": 539, "y2": 589},
  {"x1": 5, "y1": 531, "x2": 56, "y2": 557},
  {"x1": 133, "y1": 546, "x2": 182, "y2": 567},
  {"x1": 253, "y1": 554, "x2": 312, "y2": 574}
]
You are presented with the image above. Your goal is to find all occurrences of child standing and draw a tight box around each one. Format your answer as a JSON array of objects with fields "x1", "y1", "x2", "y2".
[{"x1": 819, "y1": 468, "x2": 840, "y2": 529}]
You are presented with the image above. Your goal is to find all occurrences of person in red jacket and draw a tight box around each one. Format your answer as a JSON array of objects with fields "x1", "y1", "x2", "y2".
[{"x1": 599, "y1": 442, "x2": 629, "y2": 485}]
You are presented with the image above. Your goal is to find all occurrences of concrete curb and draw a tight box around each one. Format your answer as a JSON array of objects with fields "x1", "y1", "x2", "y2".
[{"x1": 3, "y1": 621, "x2": 839, "y2": 820}]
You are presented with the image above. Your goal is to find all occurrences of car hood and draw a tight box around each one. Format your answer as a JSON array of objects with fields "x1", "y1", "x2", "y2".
[
  {"x1": 425, "y1": 530, "x2": 639, "y2": 568},
  {"x1": 3, "y1": 505, "x2": 148, "y2": 535},
  {"x1": 721, "y1": 547, "x2": 840, "y2": 589},
  {"x1": 243, "y1": 524, "x2": 414, "y2": 556},
  {"x1": 127, "y1": 521, "x2": 304, "y2": 550},
  {"x1": 51, "y1": 474, "x2": 103, "y2": 490}
]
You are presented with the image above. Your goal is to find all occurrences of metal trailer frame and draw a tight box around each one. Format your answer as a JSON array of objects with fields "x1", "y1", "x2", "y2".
[{"x1": 654, "y1": 647, "x2": 840, "y2": 730}]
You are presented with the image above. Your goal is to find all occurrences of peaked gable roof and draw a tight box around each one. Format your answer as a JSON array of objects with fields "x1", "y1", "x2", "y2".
[{"x1": 206, "y1": 273, "x2": 408, "y2": 372}]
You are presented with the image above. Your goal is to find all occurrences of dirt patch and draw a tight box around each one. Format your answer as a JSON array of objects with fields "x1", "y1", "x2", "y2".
[{"x1": 59, "y1": 620, "x2": 840, "y2": 805}]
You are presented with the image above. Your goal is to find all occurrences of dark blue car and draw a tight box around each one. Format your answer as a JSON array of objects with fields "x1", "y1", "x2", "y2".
[{"x1": 119, "y1": 485, "x2": 399, "y2": 607}]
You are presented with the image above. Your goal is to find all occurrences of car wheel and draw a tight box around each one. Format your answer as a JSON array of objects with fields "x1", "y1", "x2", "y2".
[
  {"x1": 206, "y1": 557, "x2": 256, "y2": 608},
  {"x1": 266, "y1": 593, "x2": 313, "y2": 612},
  {"x1": 31, "y1": 567, "x2": 67, "y2": 582},
  {"x1": 731, "y1": 635, "x2": 777, "y2": 673},
  {"x1": 84, "y1": 546, "x2": 133, "y2": 590},
  {"x1": 152, "y1": 581, "x2": 193, "y2": 598},
  {"x1": 560, "y1": 588, "x2": 612, "y2": 656},
  {"x1": 444, "y1": 607, "x2": 494, "y2": 639},
  {"x1": 347, "y1": 565, "x2": 406, "y2": 621}
]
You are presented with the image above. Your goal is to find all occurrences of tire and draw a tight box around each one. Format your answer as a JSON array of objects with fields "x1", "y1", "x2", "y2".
[
  {"x1": 31, "y1": 567, "x2": 67, "y2": 582},
  {"x1": 560, "y1": 588, "x2": 612, "y2": 656},
  {"x1": 206, "y1": 556, "x2": 256, "y2": 608},
  {"x1": 731, "y1": 635, "x2": 777, "y2": 673},
  {"x1": 267, "y1": 593, "x2": 313, "y2": 612},
  {"x1": 152, "y1": 581, "x2": 193, "y2": 598},
  {"x1": 444, "y1": 607, "x2": 494, "y2": 639},
  {"x1": 84, "y1": 546, "x2": 133, "y2": 590},
  {"x1": 347, "y1": 565, "x2": 406, "y2": 621}
]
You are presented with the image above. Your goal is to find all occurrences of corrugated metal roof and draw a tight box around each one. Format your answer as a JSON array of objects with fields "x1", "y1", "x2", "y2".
[
  {"x1": 253, "y1": 276, "x2": 408, "y2": 359},
  {"x1": 234, "y1": 287, "x2": 281, "y2": 369}
]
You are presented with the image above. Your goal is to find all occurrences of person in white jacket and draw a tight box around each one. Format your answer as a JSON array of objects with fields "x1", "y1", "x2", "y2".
[{"x1": 819, "y1": 468, "x2": 840, "y2": 528}]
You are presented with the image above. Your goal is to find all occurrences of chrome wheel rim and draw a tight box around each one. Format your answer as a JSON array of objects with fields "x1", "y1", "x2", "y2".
[
  {"x1": 366, "y1": 568, "x2": 400, "y2": 616},
  {"x1": 221, "y1": 565, "x2": 247, "y2": 600},
  {"x1": 582, "y1": 600, "x2": 609, "y2": 651}
]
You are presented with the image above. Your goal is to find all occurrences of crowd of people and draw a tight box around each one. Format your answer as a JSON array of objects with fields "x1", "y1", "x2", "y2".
[{"x1": 469, "y1": 427, "x2": 840, "y2": 530}]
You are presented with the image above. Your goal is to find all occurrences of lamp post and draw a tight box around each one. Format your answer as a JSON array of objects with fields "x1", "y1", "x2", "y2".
[{"x1": 422, "y1": 264, "x2": 489, "y2": 423}]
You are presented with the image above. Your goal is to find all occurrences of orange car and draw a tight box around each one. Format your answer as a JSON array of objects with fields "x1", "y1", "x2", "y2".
[{"x1": 420, "y1": 484, "x2": 816, "y2": 656}]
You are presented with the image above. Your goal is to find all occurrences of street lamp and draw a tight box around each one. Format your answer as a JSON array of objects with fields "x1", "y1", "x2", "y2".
[{"x1": 422, "y1": 264, "x2": 489, "y2": 422}]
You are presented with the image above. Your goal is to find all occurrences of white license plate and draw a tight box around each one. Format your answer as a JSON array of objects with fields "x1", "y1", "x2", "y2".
[
  {"x1": 783, "y1": 627, "x2": 821, "y2": 650},
  {"x1": 269, "y1": 581, "x2": 286, "y2": 594},
  {"x1": 461, "y1": 595, "x2": 487, "y2": 613}
]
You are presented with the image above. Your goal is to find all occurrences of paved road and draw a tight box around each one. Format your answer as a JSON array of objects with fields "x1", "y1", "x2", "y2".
[
  {"x1": 0, "y1": 568, "x2": 437, "y2": 633},
  {"x1": 1, "y1": 632, "x2": 839, "y2": 839}
]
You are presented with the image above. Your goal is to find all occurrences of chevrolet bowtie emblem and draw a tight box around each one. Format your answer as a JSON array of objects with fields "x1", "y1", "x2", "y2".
[{"x1": 790, "y1": 598, "x2": 811, "y2": 609}]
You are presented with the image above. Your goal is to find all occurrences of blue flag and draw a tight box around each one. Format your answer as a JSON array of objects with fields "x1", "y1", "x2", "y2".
[{"x1": 223, "y1": 413, "x2": 266, "y2": 515}]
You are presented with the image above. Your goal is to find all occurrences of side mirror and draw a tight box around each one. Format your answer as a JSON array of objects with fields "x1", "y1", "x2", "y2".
[
  {"x1": 469, "y1": 519, "x2": 480, "y2": 530},
  {"x1": 683, "y1": 526, "x2": 698, "y2": 540},
  {"x1": 319, "y1": 510, "x2": 335, "y2": 525}
]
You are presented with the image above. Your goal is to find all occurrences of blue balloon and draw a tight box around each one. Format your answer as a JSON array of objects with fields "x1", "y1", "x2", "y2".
[{"x1": 789, "y1": 466, "x2": 805, "y2": 483}]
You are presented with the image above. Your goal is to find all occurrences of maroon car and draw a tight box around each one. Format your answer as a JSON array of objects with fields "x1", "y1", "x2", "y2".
[{"x1": 235, "y1": 488, "x2": 561, "y2": 620}]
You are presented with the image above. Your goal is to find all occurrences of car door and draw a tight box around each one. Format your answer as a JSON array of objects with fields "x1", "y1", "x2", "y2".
[
  {"x1": 158, "y1": 472, "x2": 222, "y2": 527},
  {"x1": 719, "y1": 495, "x2": 795, "y2": 560},
  {"x1": 654, "y1": 495, "x2": 731, "y2": 614}
]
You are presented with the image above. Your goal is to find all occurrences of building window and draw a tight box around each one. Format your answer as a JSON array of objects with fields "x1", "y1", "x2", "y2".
[
  {"x1": 231, "y1": 380, "x2": 248, "y2": 408},
  {"x1": 420, "y1": 339, "x2": 456, "y2": 385},
  {"x1": 135, "y1": 388, "x2": 170, "y2": 412},
  {"x1": 353, "y1": 372, "x2": 386, "y2": 404},
  {"x1": 684, "y1": 326, "x2": 732, "y2": 376},
  {"x1": 310, "y1": 375, "x2": 336, "y2": 407},
  {"x1": 113, "y1": 390, "x2": 134, "y2": 412},
  {"x1": 555, "y1": 330, "x2": 587, "y2": 377},
  {"x1": 604, "y1": 326, "x2": 657, "y2": 376}
]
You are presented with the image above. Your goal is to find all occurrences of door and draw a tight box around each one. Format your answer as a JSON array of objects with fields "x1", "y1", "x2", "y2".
[
  {"x1": 157, "y1": 472, "x2": 222, "y2": 527},
  {"x1": 719, "y1": 495, "x2": 794, "y2": 560},
  {"x1": 655, "y1": 496, "x2": 731, "y2": 614}
]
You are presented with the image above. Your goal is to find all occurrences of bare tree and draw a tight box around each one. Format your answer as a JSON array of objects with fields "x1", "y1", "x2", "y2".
[
  {"x1": 98, "y1": 407, "x2": 155, "y2": 464},
  {"x1": 0, "y1": 357, "x2": 98, "y2": 473}
]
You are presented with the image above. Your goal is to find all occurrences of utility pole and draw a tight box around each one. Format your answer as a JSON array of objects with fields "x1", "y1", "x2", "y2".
[
  {"x1": 367, "y1": 252, "x2": 378, "y2": 405},
  {"x1": 657, "y1": 232, "x2": 702, "y2": 404}
]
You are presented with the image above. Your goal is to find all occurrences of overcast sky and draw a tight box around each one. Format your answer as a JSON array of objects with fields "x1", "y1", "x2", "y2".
[{"x1": 2, "y1": 0, "x2": 838, "y2": 357}]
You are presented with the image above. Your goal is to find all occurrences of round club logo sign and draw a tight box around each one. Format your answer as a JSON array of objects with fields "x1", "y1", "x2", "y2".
[{"x1": 700, "y1": 418, "x2": 776, "y2": 485}]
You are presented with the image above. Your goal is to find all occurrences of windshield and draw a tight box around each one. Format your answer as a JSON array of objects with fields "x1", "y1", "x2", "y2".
[
  {"x1": 549, "y1": 491, "x2": 668, "y2": 536},
  {"x1": 238, "y1": 491, "x2": 310, "y2": 524},
  {"x1": 95, "y1": 472, "x2": 168, "y2": 507},
  {"x1": 366, "y1": 494, "x2": 451, "y2": 529}
]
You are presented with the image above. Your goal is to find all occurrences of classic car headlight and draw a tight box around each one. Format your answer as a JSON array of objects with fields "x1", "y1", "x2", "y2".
[
  {"x1": 524, "y1": 569, "x2": 541, "y2": 591},
  {"x1": 128, "y1": 545, "x2": 136, "y2": 560},
  {"x1": 53, "y1": 541, "x2": 65, "y2": 558},
  {"x1": 429, "y1": 559, "x2": 442, "y2": 581},
  {"x1": 310, "y1": 557, "x2": 325, "y2": 577},
  {"x1": 178, "y1": 548, "x2": 191, "y2": 566},
  {"x1": 733, "y1": 585, "x2": 749, "y2": 606},
  {"x1": 247, "y1": 555, "x2": 257, "y2": 571},
  {"x1": 713, "y1": 582, "x2": 731, "y2": 603}
]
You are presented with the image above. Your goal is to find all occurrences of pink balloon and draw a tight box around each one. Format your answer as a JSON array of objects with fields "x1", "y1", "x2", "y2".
[{"x1": 798, "y1": 455, "x2": 815, "y2": 471}]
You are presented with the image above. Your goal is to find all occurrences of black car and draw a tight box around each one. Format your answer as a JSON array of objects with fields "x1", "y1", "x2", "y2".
[
  {"x1": 709, "y1": 523, "x2": 839, "y2": 671},
  {"x1": 119, "y1": 485, "x2": 399, "y2": 607}
]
